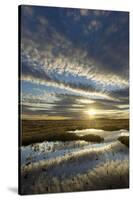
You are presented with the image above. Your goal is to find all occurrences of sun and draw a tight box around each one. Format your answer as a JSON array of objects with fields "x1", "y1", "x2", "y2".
[
  {"x1": 89, "y1": 109, "x2": 96, "y2": 116},
  {"x1": 86, "y1": 108, "x2": 96, "y2": 118}
]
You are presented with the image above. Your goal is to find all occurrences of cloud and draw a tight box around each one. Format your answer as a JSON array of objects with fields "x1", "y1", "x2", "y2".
[
  {"x1": 80, "y1": 9, "x2": 89, "y2": 16},
  {"x1": 21, "y1": 59, "x2": 51, "y2": 81},
  {"x1": 20, "y1": 7, "x2": 129, "y2": 90},
  {"x1": 21, "y1": 6, "x2": 34, "y2": 17},
  {"x1": 20, "y1": 6, "x2": 129, "y2": 119},
  {"x1": 21, "y1": 90, "x2": 129, "y2": 120},
  {"x1": 88, "y1": 20, "x2": 102, "y2": 31},
  {"x1": 21, "y1": 47, "x2": 128, "y2": 103},
  {"x1": 21, "y1": 33, "x2": 128, "y2": 96}
]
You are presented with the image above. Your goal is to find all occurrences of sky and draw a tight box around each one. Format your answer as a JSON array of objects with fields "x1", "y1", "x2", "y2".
[{"x1": 20, "y1": 5, "x2": 129, "y2": 120}]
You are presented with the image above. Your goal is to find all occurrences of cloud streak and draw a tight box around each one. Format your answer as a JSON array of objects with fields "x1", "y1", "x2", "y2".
[{"x1": 20, "y1": 6, "x2": 129, "y2": 119}]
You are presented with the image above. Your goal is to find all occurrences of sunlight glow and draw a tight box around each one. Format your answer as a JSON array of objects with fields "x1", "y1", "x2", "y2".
[
  {"x1": 77, "y1": 99, "x2": 95, "y2": 104},
  {"x1": 85, "y1": 108, "x2": 97, "y2": 118}
]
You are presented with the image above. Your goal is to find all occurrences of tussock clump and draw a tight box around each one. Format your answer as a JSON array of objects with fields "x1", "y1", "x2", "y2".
[
  {"x1": 81, "y1": 134, "x2": 104, "y2": 143},
  {"x1": 118, "y1": 136, "x2": 129, "y2": 147}
]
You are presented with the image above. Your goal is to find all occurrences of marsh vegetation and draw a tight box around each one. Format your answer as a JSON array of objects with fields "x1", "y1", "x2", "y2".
[
  {"x1": 20, "y1": 119, "x2": 129, "y2": 195},
  {"x1": 21, "y1": 119, "x2": 129, "y2": 145}
]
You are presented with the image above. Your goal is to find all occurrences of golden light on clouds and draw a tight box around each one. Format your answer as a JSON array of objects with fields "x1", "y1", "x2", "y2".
[
  {"x1": 21, "y1": 6, "x2": 129, "y2": 120},
  {"x1": 85, "y1": 108, "x2": 97, "y2": 118},
  {"x1": 77, "y1": 99, "x2": 95, "y2": 104}
]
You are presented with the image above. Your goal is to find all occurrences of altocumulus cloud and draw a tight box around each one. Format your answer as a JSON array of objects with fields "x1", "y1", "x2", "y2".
[{"x1": 20, "y1": 6, "x2": 129, "y2": 119}]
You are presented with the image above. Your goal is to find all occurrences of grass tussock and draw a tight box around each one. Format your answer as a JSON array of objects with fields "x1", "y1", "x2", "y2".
[
  {"x1": 118, "y1": 136, "x2": 129, "y2": 148},
  {"x1": 81, "y1": 134, "x2": 104, "y2": 143},
  {"x1": 22, "y1": 132, "x2": 104, "y2": 146}
]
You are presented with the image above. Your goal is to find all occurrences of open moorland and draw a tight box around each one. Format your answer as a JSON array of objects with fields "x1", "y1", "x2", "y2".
[{"x1": 21, "y1": 119, "x2": 129, "y2": 146}]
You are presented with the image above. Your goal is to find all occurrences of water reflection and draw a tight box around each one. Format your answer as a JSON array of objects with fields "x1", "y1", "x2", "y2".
[
  {"x1": 68, "y1": 128, "x2": 129, "y2": 142},
  {"x1": 21, "y1": 129, "x2": 129, "y2": 167}
]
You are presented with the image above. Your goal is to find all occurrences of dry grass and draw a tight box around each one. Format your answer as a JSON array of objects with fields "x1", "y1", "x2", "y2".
[
  {"x1": 21, "y1": 119, "x2": 129, "y2": 145},
  {"x1": 20, "y1": 159, "x2": 129, "y2": 195}
]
